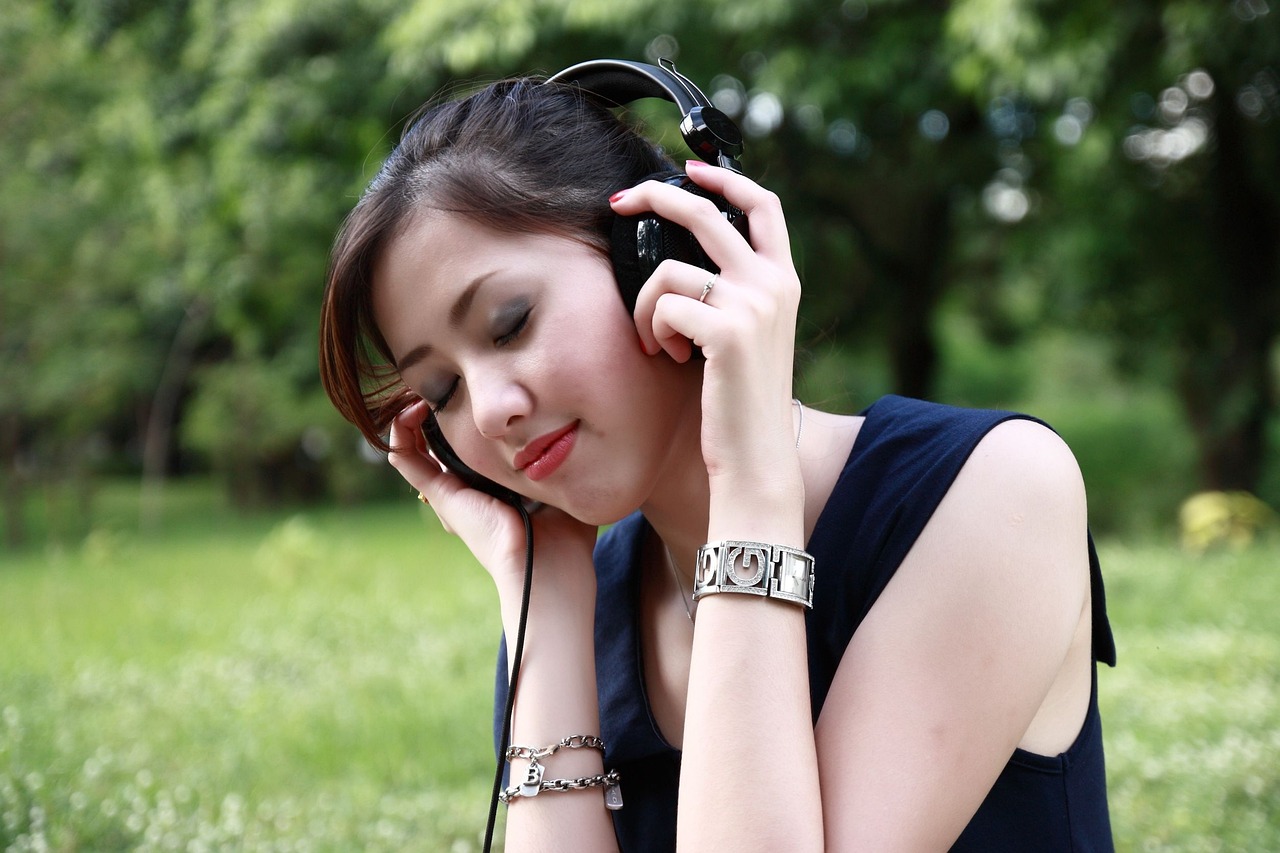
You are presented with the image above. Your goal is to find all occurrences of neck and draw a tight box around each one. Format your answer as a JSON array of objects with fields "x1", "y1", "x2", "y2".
[
  {"x1": 637, "y1": 386, "x2": 710, "y2": 583},
  {"x1": 638, "y1": 392, "x2": 819, "y2": 583}
]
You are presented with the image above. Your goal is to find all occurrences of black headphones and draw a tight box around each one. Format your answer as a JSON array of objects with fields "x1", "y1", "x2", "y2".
[
  {"x1": 546, "y1": 58, "x2": 749, "y2": 314},
  {"x1": 546, "y1": 58, "x2": 745, "y2": 170}
]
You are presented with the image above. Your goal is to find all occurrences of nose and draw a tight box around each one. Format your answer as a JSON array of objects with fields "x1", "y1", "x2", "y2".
[{"x1": 469, "y1": 366, "x2": 531, "y2": 440}]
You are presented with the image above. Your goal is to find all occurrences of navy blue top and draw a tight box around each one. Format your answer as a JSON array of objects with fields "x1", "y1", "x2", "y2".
[{"x1": 498, "y1": 395, "x2": 1117, "y2": 851}]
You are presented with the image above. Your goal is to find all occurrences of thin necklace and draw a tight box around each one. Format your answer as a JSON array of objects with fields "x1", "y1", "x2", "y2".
[
  {"x1": 663, "y1": 543, "x2": 695, "y2": 624},
  {"x1": 793, "y1": 397, "x2": 804, "y2": 449}
]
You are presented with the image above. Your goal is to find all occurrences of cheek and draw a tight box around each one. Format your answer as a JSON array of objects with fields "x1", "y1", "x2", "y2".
[
  {"x1": 442, "y1": 428, "x2": 514, "y2": 490},
  {"x1": 428, "y1": 408, "x2": 500, "y2": 478}
]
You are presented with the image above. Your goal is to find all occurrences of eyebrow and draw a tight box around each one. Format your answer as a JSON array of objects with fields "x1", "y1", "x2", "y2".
[{"x1": 394, "y1": 272, "x2": 494, "y2": 373}]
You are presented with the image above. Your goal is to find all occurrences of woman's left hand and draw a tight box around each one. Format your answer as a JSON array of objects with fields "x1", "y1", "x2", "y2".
[{"x1": 610, "y1": 162, "x2": 804, "y2": 520}]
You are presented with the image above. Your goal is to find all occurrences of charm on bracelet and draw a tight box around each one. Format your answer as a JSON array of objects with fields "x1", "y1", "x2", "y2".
[
  {"x1": 499, "y1": 769, "x2": 623, "y2": 807},
  {"x1": 519, "y1": 758, "x2": 545, "y2": 798}
]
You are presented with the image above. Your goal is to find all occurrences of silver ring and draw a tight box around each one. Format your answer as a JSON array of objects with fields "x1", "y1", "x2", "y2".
[{"x1": 698, "y1": 273, "x2": 718, "y2": 303}]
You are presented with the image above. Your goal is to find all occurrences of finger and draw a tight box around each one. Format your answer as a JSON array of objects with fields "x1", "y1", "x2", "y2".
[
  {"x1": 388, "y1": 398, "x2": 430, "y2": 453},
  {"x1": 632, "y1": 260, "x2": 723, "y2": 356},
  {"x1": 682, "y1": 161, "x2": 792, "y2": 261},
  {"x1": 609, "y1": 177, "x2": 753, "y2": 271},
  {"x1": 649, "y1": 290, "x2": 723, "y2": 362},
  {"x1": 388, "y1": 400, "x2": 450, "y2": 490}
]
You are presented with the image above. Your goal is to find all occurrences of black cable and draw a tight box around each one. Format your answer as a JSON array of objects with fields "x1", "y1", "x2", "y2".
[{"x1": 482, "y1": 500, "x2": 535, "y2": 853}]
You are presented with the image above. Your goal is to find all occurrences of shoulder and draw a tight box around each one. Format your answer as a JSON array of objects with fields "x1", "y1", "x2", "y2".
[
  {"x1": 954, "y1": 417, "x2": 1087, "y2": 530},
  {"x1": 862, "y1": 395, "x2": 1082, "y2": 496},
  {"x1": 853, "y1": 397, "x2": 1092, "y2": 630},
  {"x1": 906, "y1": 414, "x2": 1091, "y2": 639},
  {"x1": 831, "y1": 396, "x2": 1080, "y2": 524}
]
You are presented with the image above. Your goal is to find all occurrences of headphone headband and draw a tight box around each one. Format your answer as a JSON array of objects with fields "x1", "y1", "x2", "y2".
[{"x1": 547, "y1": 58, "x2": 744, "y2": 172}]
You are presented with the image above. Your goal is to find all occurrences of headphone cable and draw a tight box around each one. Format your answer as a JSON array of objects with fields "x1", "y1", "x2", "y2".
[{"x1": 482, "y1": 500, "x2": 535, "y2": 853}]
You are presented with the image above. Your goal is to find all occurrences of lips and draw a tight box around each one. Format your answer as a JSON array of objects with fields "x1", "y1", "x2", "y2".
[{"x1": 515, "y1": 422, "x2": 579, "y2": 482}]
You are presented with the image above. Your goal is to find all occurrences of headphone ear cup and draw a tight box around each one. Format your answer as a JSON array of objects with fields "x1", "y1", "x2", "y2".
[
  {"x1": 608, "y1": 213, "x2": 654, "y2": 315},
  {"x1": 609, "y1": 173, "x2": 746, "y2": 313}
]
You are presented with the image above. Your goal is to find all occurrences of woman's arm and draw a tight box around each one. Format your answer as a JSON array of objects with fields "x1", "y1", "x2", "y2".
[
  {"x1": 613, "y1": 162, "x2": 825, "y2": 852},
  {"x1": 388, "y1": 404, "x2": 620, "y2": 852},
  {"x1": 496, "y1": 535, "x2": 619, "y2": 852},
  {"x1": 815, "y1": 418, "x2": 1092, "y2": 851}
]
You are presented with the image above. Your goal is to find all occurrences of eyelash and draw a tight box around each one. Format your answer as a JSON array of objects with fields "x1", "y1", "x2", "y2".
[{"x1": 430, "y1": 308, "x2": 531, "y2": 413}]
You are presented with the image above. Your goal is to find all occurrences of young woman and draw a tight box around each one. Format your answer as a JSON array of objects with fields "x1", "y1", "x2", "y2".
[{"x1": 319, "y1": 67, "x2": 1116, "y2": 852}]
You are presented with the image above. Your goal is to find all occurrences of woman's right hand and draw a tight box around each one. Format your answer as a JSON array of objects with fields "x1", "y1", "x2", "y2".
[{"x1": 388, "y1": 399, "x2": 598, "y2": 604}]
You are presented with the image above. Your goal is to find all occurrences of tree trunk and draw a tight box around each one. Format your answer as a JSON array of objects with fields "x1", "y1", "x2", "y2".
[
  {"x1": 1177, "y1": 83, "x2": 1280, "y2": 492},
  {"x1": 885, "y1": 192, "x2": 952, "y2": 399},
  {"x1": 1, "y1": 414, "x2": 25, "y2": 549},
  {"x1": 140, "y1": 297, "x2": 211, "y2": 530}
]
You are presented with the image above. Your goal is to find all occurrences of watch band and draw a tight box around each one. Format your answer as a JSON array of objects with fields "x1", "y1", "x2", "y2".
[{"x1": 693, "y1": 540, "x2": 815, "y2": 609}]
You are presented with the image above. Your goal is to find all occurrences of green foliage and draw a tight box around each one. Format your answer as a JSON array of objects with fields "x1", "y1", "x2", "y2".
[
  {"x1": 182, "y1": 356, "x2": 326, "y2": 503},
  {"x1": 1, "y1": 485, "x2": 1277, "y2": 849},
  {"x1": 1, "y1": 0, "x2": 1277, "y2": 541}
]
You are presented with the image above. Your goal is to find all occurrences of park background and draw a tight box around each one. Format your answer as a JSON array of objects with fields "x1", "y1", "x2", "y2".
[{"x1": 2, "y1": 0, "x2": 1278, "y2": 849}]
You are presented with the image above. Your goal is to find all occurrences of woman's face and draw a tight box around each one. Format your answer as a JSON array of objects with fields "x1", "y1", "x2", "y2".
[{"x1": 372, "y1": 212, "x2": 698, "y2": 524}]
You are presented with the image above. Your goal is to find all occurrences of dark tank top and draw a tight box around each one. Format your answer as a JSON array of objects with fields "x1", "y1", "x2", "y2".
[{"x1": 497, "y1": 395, "x2": 1117, "y2": 851}]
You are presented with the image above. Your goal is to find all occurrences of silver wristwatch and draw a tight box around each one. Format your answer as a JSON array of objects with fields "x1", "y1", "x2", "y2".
[{"x1": 693, "y1": 540, "x2": 815, "y2": 609}]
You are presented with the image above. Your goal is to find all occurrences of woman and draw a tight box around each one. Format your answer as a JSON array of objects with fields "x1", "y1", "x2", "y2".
[{"x1": 319, "y1": 69, "x2": 1116, "y2": 851}]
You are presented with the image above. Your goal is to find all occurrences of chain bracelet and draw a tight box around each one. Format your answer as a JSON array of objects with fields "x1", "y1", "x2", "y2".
[
  {"x1": 505, "y1": 734, "x2": 606, "y2": 762},
  {"x1": 499, "y1": 768, "x2": 622, "y2": 804}
]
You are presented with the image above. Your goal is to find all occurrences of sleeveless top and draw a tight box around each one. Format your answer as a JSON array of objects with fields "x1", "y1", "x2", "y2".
[{"x1": 496, "y1": 395, "x2": 1117, "y2": 851}]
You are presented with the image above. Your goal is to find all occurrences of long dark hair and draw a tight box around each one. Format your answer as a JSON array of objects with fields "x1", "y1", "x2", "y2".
[{"x1": 319, "y1": 77, "x2": 672, "y2": 450}]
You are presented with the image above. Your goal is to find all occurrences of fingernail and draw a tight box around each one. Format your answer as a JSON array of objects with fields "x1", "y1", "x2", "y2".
[
  {"x1": 685, "y1": 160, "x2": 708, "y2": 170},
  {"x1": 609, "y1": 189, "x2": 628, "y2": 203}
]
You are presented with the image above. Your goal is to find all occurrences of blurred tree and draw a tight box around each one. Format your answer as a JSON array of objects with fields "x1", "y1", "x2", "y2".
[
  {"x1": 1, "y1": 0, "x2": 1275, "y2": 542},
  {"x1": 981, "y1": 1, "x2": 1280, "y2": 492},
  {"x1": 0, "y1": 4, "x2": 166, "y2": 544}
]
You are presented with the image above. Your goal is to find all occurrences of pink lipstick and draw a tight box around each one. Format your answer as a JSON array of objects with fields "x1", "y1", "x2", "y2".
[{"x1": 516, "y1": 423, "x2": 578, "y2": 482}]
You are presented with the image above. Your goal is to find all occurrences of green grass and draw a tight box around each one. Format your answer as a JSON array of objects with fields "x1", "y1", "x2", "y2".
[
  {"x1": 1, "y1": 482, "x2": 503, "y2": 851},
  {"x1": 2, "y1": 481, "x2": 1278, "y2": 850},
  {"x1": 1098, "y1": 536, "x2": 1280, "y2": 851}
]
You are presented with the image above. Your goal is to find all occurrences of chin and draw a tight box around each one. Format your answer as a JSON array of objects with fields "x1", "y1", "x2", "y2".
[
  {"x1": 551, "y1": 487, "x2": 643, "y2": 528},
  {"x1": 558, "y1": 502, "x2": 634, "y2": 528}
]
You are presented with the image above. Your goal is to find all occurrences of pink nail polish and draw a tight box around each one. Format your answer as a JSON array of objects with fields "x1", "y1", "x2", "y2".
[{"x1": 609, "y1": 189, "x2": 628, "y2": 203}]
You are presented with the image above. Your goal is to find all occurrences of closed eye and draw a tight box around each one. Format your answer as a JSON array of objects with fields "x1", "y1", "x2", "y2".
[
  {"x1": 495, "y1": 307, "x2": 531, "y2": 347},
  {"x1": 429, "y1": 379, "x2": 458, "y2": 413}
]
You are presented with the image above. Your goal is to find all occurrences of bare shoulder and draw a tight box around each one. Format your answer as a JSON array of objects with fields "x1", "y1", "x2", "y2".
[
  {"x1": 934, "y1": 416, "x2": 1090, "y2": 594},
  {"x1": 955, "y1": 418, "x2": 1088, "y2": 532},
  {"x1": 970, "y1": 417, "x2": 1084, "y2": 485}
]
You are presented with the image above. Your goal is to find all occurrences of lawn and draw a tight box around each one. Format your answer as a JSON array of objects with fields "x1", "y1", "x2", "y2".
[{"x1": 1, "y1": 480, "x2": 1277, "y2": 851}]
